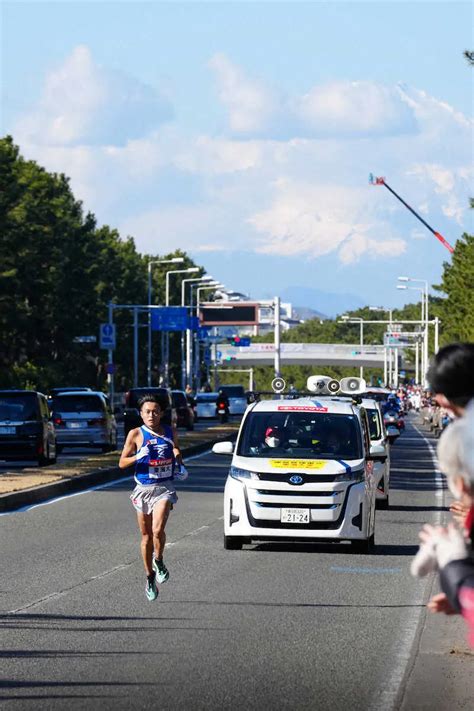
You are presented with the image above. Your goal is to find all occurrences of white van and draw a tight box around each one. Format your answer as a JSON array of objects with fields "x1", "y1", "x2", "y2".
[
  {"x1": 361, "y1": 398, "x2": 390, "y2": 509},
  {"x1": 213, "y1": 388, "x2": 385, "y2": 552}
]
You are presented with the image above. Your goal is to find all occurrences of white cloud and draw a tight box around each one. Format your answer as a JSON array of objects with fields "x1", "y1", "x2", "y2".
[
  {"x1": 210, "y1": 54, "x2": 418, "y2": 139},
  {"x1": 248, "y1": 180, "x2": 407, "y2": 262},
  {"x1": 15, "y1": 45, "x2": 173, "y2": 146},
  {"x1": 13, "y1": 50, "x2": 471, "y2": 271}
]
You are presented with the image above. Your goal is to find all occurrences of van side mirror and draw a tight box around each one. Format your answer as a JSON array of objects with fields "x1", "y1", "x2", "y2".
[
  {"x1": 368, "y1": 443, "x2": 387, "y2": 462},
  {"x1": 212, "y1": 441, "x2": 234, "y2": 455}
]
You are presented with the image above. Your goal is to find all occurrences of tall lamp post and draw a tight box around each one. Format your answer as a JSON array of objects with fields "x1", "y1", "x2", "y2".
[
  {"x1": 163, "y1": 267, "x2": 199, "y2": 384},
  {"x1": 369, "y1": 306, "x2": 393, "y2": 386},
  {"x1": 194, "y1": 282, "x2": 225, "y2": 390},
  {"x1": 340, "y1": 315, "x2": 364, "y2": 379},
  {"x1": 147, "y1": 257, "x2": 184, "y2": 386},
  {"x1": 397, "y1": 281, "x2": 427, "y2": 385},
  {"x1": 398, "y1": 276, "x2": 429, "y2": 383},
  {"x1": 180, "y1": 275, "x2": 214, "y2": 389}
]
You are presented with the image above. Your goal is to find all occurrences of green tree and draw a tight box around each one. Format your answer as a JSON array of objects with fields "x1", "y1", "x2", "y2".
[{"x1": 434, "y1": 233, "x2": 474, "y2": 343}]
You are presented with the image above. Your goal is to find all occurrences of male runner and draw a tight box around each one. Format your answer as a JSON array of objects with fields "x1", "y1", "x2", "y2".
[{"x1": 119, "y1": 394, "x2": 183, "y2": 601}]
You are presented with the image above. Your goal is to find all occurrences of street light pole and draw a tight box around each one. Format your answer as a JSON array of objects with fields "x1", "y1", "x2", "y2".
[
  {"x1": 180, "y1": 276, "x2": 214, "y2": 389},
  {"x1": 147, "y1": 257, "x2": 184, "y2": 386},
  {"x1": 162, "y1": 267, "x2": 199, "y2": 385},
  {"x1": 340, "y1": 315, "x2": 364, "y2": 379}
]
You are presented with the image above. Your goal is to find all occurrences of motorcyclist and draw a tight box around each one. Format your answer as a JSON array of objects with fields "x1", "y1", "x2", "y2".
[{"x1": 216, "y1": 389, "x2": 230, "y2": 420}]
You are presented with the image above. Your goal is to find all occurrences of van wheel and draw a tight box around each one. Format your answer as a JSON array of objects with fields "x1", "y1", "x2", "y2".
[
  {"x1": 56, "y1": 445, "x2": 63, "y2": 455},
  {"x1": 377, "y1": 495, "x2": 389, "y2": 510},
  {"x1": 224, "y1": 535, "x2": 243, "y2": 550}
]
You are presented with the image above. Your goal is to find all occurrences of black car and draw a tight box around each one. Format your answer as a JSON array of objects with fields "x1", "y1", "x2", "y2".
[
  {"x1": 0, "y1": 390, "x2": 57, "y2": 466},
  {"x1": 171, "y1": 390, "x2": 195, "y2": 430},
  {"x1": 123, "y1": 388, "x2": 177, "y2": 437}
]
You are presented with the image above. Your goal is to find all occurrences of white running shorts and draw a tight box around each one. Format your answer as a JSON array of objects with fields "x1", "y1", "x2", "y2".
[{"x1": 130, "y1": 482, "x2": 178, "y2": 514}]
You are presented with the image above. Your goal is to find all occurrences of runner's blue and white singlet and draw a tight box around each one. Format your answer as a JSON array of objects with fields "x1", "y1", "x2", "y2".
[{"x1": 134, "y1": 425, "x2": 175, "y2": 486}]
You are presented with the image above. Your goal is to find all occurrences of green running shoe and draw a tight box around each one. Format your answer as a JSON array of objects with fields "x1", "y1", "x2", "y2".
[
  {"x1": 153, "y1": 558, "x2": 170, "y2": 584},
  {"x1": 145, "y1": 574, "x2": 159, "y2": 601}
]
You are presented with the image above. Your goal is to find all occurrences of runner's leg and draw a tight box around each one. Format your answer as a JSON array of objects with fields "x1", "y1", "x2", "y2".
[
  {"x1": 136, "y1": 511, "x2": 154, "y2": 576},
  {"x1": 152, "y1": 498, "x2": 172, "y2": 561}
]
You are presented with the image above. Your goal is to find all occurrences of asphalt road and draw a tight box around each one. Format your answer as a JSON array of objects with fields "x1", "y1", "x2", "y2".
[
  {"x1": 0, "y1": 413, "x2": 448, "y2": 710},
  {"x1": 0, "y1": 417, "x2": 226, "y2": 473}
]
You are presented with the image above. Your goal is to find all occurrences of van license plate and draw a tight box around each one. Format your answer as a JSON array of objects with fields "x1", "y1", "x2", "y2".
[
  {"x1": 281, "y1": 508, "x2": 310, "y2": 524},
  {"x1": 0, "y1": 426, "x2": 15, "y2": 434}
]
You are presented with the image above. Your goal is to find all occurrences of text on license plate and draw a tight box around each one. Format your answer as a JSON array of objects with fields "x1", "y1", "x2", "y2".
[
  {"x1": 281, "y1": 508, "x2": 310, "y2": 524},
  {"x1": 0, "y1": 426, "x2": 16, "y2": 434},
  {"x1": 67, "y1": 421, "x2": 86, "y2": 429}
]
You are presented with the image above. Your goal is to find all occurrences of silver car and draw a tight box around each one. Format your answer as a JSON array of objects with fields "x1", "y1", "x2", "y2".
[
  {"x1": 196, "y1": 392, "x2": 219, "y2": 419},
  {"x1": 52, "y1": 391, "x2": 117, "y2": 452}
]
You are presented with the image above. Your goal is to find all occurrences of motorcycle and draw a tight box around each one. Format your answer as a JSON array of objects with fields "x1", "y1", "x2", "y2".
[{"x1": 216, "y1": 401, "x2": 229, "y2": 424}]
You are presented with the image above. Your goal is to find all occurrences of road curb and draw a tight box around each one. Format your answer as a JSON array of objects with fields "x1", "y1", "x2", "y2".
[{"x1": 0, "y1": 432, "x2": 237, "y2": 513}]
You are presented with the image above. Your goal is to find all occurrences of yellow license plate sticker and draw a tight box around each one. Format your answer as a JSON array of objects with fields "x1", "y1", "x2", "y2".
[{"x1": 270, "y1": 459, "x2": 326, "y2": 470}]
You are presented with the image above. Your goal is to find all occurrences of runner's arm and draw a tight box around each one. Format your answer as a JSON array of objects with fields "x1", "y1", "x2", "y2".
[
  {"x1": 119, "y1": 429, "x2": 143, "y2": 469},
  {"x1": 172, "y1": 427, "x2": 182, "y2": 464}
]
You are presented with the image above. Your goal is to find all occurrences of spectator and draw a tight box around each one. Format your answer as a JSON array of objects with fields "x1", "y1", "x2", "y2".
[{"x1": 427, "y1": 343, "x2": 474, "y2": 417}]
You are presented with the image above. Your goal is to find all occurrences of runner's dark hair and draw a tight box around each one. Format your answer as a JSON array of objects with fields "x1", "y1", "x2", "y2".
[
  {"x1": 138, "y1": 393, "x2": 166, "y2": 411},
  {"x1": 427, "y1": 343, "x2": 474, "y2": 407}
]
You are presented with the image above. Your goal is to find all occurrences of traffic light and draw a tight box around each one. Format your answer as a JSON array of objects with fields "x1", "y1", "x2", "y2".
[{"x1": 227, "y1": 336, "x2": 251, "y2": 347}]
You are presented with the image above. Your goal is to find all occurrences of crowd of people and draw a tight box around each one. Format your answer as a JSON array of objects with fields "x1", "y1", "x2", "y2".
[{"x1": 410, "y1": 343, "x2": 474, "y2": 646}]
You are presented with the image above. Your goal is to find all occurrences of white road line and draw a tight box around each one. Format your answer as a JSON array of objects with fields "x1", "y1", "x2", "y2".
[
  {"x1": 368, "y1": 420, "x2": 446, "y2": 711},
  {"x1": 0, "y1": 447, "x2": 218, "y2": 516},
  {"x1": 6, "y1": 517, "x2": 223, "y2": 614}
]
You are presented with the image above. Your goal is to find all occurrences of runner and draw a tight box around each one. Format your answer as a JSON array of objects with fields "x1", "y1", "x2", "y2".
[{"x1": 119, "y1": 393, "x2": 184, "y2": 601}]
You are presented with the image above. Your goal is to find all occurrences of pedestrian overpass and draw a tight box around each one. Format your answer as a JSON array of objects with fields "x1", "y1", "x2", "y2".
[{"x1": 217, "y1": 343, "x2": 397, "y2": 369}]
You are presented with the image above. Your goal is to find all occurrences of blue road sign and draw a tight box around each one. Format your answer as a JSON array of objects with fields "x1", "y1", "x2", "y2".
[
  {"x1": 100, "y1": 323, "x2": 116, "y2": 349},
  {"x1": 152, "y1": 307, "x2": 189, "y2": 331}
]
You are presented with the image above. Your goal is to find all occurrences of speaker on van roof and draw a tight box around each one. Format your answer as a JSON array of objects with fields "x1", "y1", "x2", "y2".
[
  {"x1": 339, "y1": 377, "x2": 367, "y2": 395},
  {"x1": 307, "y1": 375, "x2": 340, "y2": 395}
]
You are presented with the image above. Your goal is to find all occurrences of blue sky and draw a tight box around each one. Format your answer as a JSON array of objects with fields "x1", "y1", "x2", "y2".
[{"x1": 2, "y1": 0, "x2": 473, "y2": 315}]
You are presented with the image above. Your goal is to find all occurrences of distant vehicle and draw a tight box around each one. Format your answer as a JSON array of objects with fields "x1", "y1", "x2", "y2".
[
  {"x1": 196, "y1": 392, "x2": 219, "y2": 419},
  {"x1": 171, "y1": 390, "x2": 195, "y2": 430},
  {"x1": 383, "y1": 409, "x2": 405, "y2": 434},
  {"x1": 123, "y1": 387, "x2": 177, "y2": 437},
  {"x1": 362, "y1": 398, "x2": 390, "y2": 509},
  {"x1": 51, "y1": 391, "x2": 117, "y2": 452},
  {"x1": 219, "y1": 385, "x2": 247, "y2": 415},
  {"x1": 49, "y1": 387, "x2": 93, "y2": 397},
  {"x1": 0, "y1": 389, "x2": 57, "y2": 466}
]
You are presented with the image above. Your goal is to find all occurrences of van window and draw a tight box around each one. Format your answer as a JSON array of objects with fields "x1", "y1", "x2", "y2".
[
  {"x1": 53, "y1": 395, "x2": 105, "y2": 414},
  {"x1": 0, "y1": 393, "x2": 38, "y2": 421},
  {"x1": 220, "y1": 386, "x2": 245, "y2": 398},
  {"x1": 238, "y1": 411, "x2": 363, "y2": 460},
  {"x1": 366, "y1": 408, "x2": 382, "y2": 440}
]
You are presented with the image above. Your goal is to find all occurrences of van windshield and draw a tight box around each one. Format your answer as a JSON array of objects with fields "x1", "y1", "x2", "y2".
[
  {"x1": 53, "y1": 395, "x2": 104, "y2": 414},
  {"x1": 238, "y1": 411, "x2": 362, "y2": 460},
  {"x1": 0, "y1": 393, "x2": 38, "y2": 421}
]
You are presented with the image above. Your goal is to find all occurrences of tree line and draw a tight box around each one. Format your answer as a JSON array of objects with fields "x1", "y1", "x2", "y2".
[{"x1": 1, "y1": 135, "x2": 472, "y2": 392}]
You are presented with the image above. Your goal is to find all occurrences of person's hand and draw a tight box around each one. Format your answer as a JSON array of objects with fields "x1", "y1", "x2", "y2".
[
  {"x1": 419, "y1": 523, "x2": 468, "y2": 569},
  {"x1": 410, "y1": 542, "x2": 438, "y2": 577},
  {"x1": 427, "y1": 592, "x2": 457, "y2": 615},
  {"x1": 135, "y1": 444, "x2": 150, "y2": 461},
  {"x1": 450, "y1": 501, "x2": 470, "y2": 527}
]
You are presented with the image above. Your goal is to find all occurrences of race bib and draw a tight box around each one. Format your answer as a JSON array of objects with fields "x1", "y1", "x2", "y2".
[{"x1": 148, "y1": 457, "x2": 173, "y2": 480}]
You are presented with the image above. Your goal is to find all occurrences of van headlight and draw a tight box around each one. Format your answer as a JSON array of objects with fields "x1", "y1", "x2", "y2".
[
  {"x1": 334, "y1": 468, "x2": 364, "y2": 483},
  {"x1": 230, "y1": 466, "x2": 259, "y2": 481}
]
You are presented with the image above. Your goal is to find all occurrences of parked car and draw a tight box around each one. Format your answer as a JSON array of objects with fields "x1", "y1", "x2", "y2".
[
  {"x1": 171, "y1": 390, "x2": 195, "y2": 430},
  {"x1": 51, "y1": 391, "x2": 117, "y2": 452},
  {"x1": 196, "y1": 392, "x2": 219, "y2": 419},
  {"x1": 123, "y1": 387, "x2": 177, "y2": 437},
  {"x1": 0, "y1": 389, "x2": 57, "y2": 466},
  {"x1": 219, "y1": 385, "x2": 247, "y2": 416}
]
